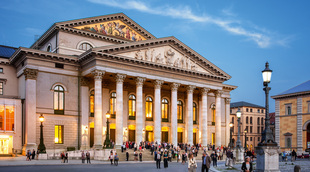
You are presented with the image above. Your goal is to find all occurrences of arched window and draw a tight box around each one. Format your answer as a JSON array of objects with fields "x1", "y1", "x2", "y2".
[
  {"x1": 257, "y1": 117, "x2": 260, "y2": 125},
  {"x1": 193, "y1": 102, "x2": 197, "y2": 124},
  {"x1": 145, "y1": 97, "x2": 153, "y2": 121},
  {"x1": 211, "y1": 103, "x2": 216, "y2": 125},
  {"x1": 250, "y1": 117, "x2": 252, "y2": 124},
  {"x1": 79, "y1": 42, "x2": 93, "y2": 51},
  {"x1": 54, "y1": 85, "x2": 64, "y2": 114},
  {"x1": 90, "y1": 90, "x2": 94, "y2": 117},
  {"x1": 177, "y1": 100, "x2": 183, "y2": 123},
  {"x1": 47, "y1": 44, "x2": 52, "y2": 52},
  {"x1": 261, "y1": 118, "x2": 264, "y2": 125},
  {"x1": 162, "y1": 98, "x2": 169, "y2": 122},
  {"x1": 128, "y1": 94, "x2": 136, "y2": 120},
  {"x1": 246, "y1": 116, "x2": 249, "y2": 124},
  {"x1": 110, "y1": 92, "x2": 116, "y2": 118}
]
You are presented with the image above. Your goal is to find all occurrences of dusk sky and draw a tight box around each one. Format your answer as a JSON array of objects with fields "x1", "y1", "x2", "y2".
[{"x1": 1, "y1": 0, "x2": 310, "y2": 112}]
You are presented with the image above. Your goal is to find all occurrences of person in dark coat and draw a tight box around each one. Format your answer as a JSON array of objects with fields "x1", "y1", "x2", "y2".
[
  {"x1": 210, "y1": 151, "x2": 218, "y2": 167},
  {"x1": 163, "y1": 151, "x2": 168, "y2": 168},
  {"x1": 32, "y1": 149, "x2": 36, "y2": 159},
  {"x1": 291, "y1": 150, "x2": 297, "y2": 162},
  {"x1": 155, "y1": 151, "x2": 162, "y2": 169},
  {"x1": 126, "y1": 151, "x2": 129, "y2": 161},
  {"x1": 86, "y1": 151, "x2": 91, "y2": 164},
  {"x1": 241, "y1": 156, "x2": 253, "y2": 172},
  {"x1": 201, "y1": 152, "x2": 211, "y2": 172},
  {"x1": 139, "y1": 151, "x2": 143, "y2": 162}
]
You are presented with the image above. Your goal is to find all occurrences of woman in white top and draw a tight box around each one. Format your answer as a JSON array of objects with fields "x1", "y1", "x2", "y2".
[{"x1": 188, "y1": 153, "x2": 197, "y2": 172}]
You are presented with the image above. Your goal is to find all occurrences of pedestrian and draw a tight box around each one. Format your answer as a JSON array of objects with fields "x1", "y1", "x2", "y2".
[
  {"x1": 241, "y1": 156, "x2": 253, "y2": 172},
  {"x1": 26, "y1": 150, "x2": 31, "y2": 161},
  {"x1": 126, "y1": 150, "x2": 129, "y2": 161},
  {"x1": 201, "y1": 152, "x2": 211, "y2": 172},
  {"x1": 32, "y1": 149, "x2": 36, "y2": 160},
  {"x1": 109, "y1": 152, "x2": 114, "y2": 165},
  {"x1": 156, "y1": 151, "x2": 161, "y2": 169},
  {"x1": 81, "y1": 151, "x2": 85, "y2": 163},
  {"x1": 86, "y1": 151, "x2": 91, "y2": 164},
  {"x1": 188, "y1": 153, "x2": 197, "y2": 172},
  {"x1": 139, "y1": 151, "x2": 143, "y2": 162},
  {"x1": 182, "y1": 152, "x2": 186, "y2": 164},
  {"x1": 291, "y1": 150, "x2": 297, "y2": 162},
  {"x1": 211, "y1": 151, "x2": 218, "y2": 167},
  {"x1": 168, "y1": 151, "x2": 172, "y2": 162},
  {"x1": 65, "y1": 152, "x2": 68, "y2": 163},
  {"x1": 163, "y1": 151, "x2": 168, "y2": 168},
  {"x1": 114, "y1": 153, "x2": 119, "y2": 166},
  {"x1": 36, "y1": 150, "x2": 39, "y2": 160},
  {"x1": 61, "y1": 152, "x2": 65, "y2": 163}
]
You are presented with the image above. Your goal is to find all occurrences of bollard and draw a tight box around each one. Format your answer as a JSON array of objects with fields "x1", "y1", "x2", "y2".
[{"x1": 294, "y1": 165, "x2": 301, "y2": 172}]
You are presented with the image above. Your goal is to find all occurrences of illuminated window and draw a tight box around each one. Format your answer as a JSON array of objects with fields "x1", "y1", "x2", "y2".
[
  {"x1": 162, "y1": 98, "x2": 169, "y2": 122},
  {"x1": 79, "y1": 43, "x2": 93, "y2": 51},
  {"x1": 0, "y1": 105, "x2": 4, "y2": 130},
  {"x1": 0, "y1": 82, "x2": 3, "y2": 95},
  {"x1": 5, "y1": 106, "x2": 14, "y2": 131},
  {"x1": 128, "y1": 94, "x2": 136, "y2": 120},
  {"x1": 211, "y1": 104, "x2": 216, "y2": 125},
  {"x1": 177, "y1": 100, "x2": 183, "y2": 123},
  {"x1": 145, "y1": 97, "x2": 153, "y2": 121},
  {"x1": 54, "y1": 85, "x2": 64, "y2": 114},
  {"x1": 193, "y1": 102, "x2": 197, "y2": 124},
  {"x1": 55, "y1": 125, "x2": 64, "y2": 144},
  {"x1": 110, "y1": 92, "x2": 116, "y2": 118},
  {"x1": 90, "y1": 90, "x2": 94, "y2": 117}
]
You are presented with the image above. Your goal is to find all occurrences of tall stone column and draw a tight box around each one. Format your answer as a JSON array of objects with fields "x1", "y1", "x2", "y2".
[
  {"x1": 170, "y1": 83, "x2": 180, "y2": 147},
  {"x1": 115, "y1": 74, "x2": 126, "y2": 148},
  {"x1": 23, "y1": 68, "x2": 38, "y2": 155},
  {"x1": 215, "y1": 90, "x2": 223, "y2": 147},
  {"x1": 225, "y1": 98, "x2": 231, "y2": 147},
  {"x1": 200, "y1": 88, "x2": 210, "y2": 147},
  {"x1": 136, "y1": 77, "x2": 146, "y2": 144},
  {"x1": 153, "y1": 80, "x2": 164, "y2": 144},
  {"x1": 186, "y1": 85, "x2": 196, "y2": 146},
  {"x1": 92, "y1": 70, "x2": 104, "y2": 149},
  {"x1": 81, "y1": 77, "x2": 90, "y2": 150}
]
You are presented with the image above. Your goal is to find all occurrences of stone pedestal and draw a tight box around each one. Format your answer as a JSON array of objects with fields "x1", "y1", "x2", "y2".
[
  {"x1": 255, "y1": 144, "x2": 280, "y2": 172},
  {"x1": 233, "y1": 146, "x2": 244, "y2": 163},
  {"x1": 38, "y1": 153, "x2": 48, "y2": 160}
]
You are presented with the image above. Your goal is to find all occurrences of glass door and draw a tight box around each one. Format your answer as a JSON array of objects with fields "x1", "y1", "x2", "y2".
[{"x1": 0, "y1": 138, "x2": 9, "y2": 154}]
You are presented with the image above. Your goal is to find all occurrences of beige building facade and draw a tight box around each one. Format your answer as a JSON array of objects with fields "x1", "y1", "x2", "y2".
[{"x1": 1, "y1": 13, "x2": 237, "y2": 154}]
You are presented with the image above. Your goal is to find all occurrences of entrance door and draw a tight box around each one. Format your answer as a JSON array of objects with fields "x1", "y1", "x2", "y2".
[
  {"x1": 146, "y1": 131, "x2": 154, "y2": 142},
  {"x1": 162, "y1": 131, "x2": 168, "y2": 143},
  {"x1": 90, "y1": 128, "x2": 94, "y2": 147},
  {"x1": 110, "y1": 129, "x2": 116, "y2": 142},
  {"x1": 193, "y1": 133, "x2": 197, "y2": 145},
  {"x1": 212, "y1": 133, "x2": 215, "y2": 145},
  {"x1": 129, "y1": 130, "x2": 135, "y2": 142},
  {"x1": 178, "y1": 132, "x2": 183, "y2": 143},
  {"x1": 0, "y1": 138, "x2": 9, "y2": 154}
]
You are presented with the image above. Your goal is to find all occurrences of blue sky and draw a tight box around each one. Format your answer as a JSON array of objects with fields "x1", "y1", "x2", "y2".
[{"x1": 1, "y1": 0, "x2": 310, "y2": 112}]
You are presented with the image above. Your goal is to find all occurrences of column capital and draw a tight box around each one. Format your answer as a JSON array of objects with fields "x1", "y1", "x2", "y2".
[
  {"x1": 153, "y1": 80, "x2": 164, "y2": 89},
  {"x1": 80, "y1": 77, "x2": 90, "y2": 86},
  {"x1": 24, "y1": 68, "x2": 38, "y2": 80},
  {"x1": 115, "y1": 74, "x2": 126, "y2": 83},
  {"x1": 136, "y1": 77, "x2": 146, "y2": 87},
  {"x1": 91, "y1": 70, "x2": 105, "y2": 80},
  {"x1": 170, "y1": 83, "x2": 180, "y2": 91},
  {"x1": 215, "y1": 90, "x2": 223, "y2": 97},
  {"x1": 186, "y1": 85, "x2": 196, "y2": 94},
  {"x1": 225, "y1": 98, "x2": 231, "y2": 104},
  {"x1": 200, "y1": 87, "x2": 210, "y2": 96}
]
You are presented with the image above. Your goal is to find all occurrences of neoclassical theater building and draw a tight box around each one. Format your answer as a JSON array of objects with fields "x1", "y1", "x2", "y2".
[{"x1": 1, "y1": 13, "x2": 237, "y2": 154}]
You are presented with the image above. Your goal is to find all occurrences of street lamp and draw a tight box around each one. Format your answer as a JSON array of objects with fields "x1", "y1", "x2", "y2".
[
  {"x1": 260, "y1": 62, "x2": 276, "y2": 145},
  {"x1": 236, "y1": 108, "x2": 242, "y2": 148},
  {"x1": 104, "y1": 111, "x2": 112, "y2": 149},
  {"x1": 38, "y1": 114, "x2": 46, "y2": 153},
  {"x1": 244, "y1": 129, "x2": 247, "y2": 150},
  {"x1": 229, "y1": 122, "x2": 233, "y2": 148}
]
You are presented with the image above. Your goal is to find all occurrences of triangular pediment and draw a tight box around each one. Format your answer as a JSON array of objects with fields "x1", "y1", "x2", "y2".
[
  {"x1": 55, "y1": 13, "x2": 155, "y2": 42},
  {"x1": 90, "y1": 37, "x2": 231, "y2": 80}
]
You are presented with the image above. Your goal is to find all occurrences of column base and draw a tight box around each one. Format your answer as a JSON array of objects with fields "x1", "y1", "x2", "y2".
[
  {"x1": 93, "y1": 144, "x2": 103, "y2": 150},
  {"x1": 255, "y1": 144, "x2": 280, "y2": 172},
  {"x1": 22, "y1": 143, "x2": 37, "y2": 155},
  {"x1": 233, "y1": 146, "x2": 244, "y2": 164}
]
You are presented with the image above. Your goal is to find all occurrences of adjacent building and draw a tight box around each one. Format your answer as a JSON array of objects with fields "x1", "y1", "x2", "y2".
[
  {"x1": 230, "y1": 101, "x2": 265, "y2": 151},
  {"x1": 272, "y1": 80, "x2": 310, "y2": 154},
  {"x1": 0, "y1": 13, "x2": 237, "y2": 155}
]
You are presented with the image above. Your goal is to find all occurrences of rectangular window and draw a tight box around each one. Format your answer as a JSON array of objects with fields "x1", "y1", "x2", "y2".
[
  {"x1": 246, "y1": 108, "x2": 248, "y2": 112},
  {"x1": 250, "y1": 109, "x2": 252, "y2": 112},
  {"x1": 258, "y1": 109, "x2": 260, "y2": 113},
  {"x1": 0, "y1": 68, "x2": 3, "y2": 73},
  {"x1": 0, "y1": 82, "x2": 3, "y2": 95},
  {"x1": 55, "y1": 125, "x2": 64, "y2": 144},
  {"x1": 285, "y1": 104, "x2": 292, "y2": 115},
  {"x1": 0, "y1": 105, "x2": 4, "y2": 130},
  {"x1": 250, "y1": 137, "x2": 252, "y2": 141},
  {"x1": 262, "y1": 109, "x2": 264, "y2": 113},
  {"x1": 308, "y1": 101, "x2": 310, "y2": 113},
  {"x1": 55, "y1": 63, "x2": 64, "y2": 69},
  {"x1": 245, "y1": 126, "x2": 248, "y2": 133},
  {"x1": 250, "y1": 126, "x2": 252, "y2": 133},
  {"x1": 258, "y1": 137, "x2": 260, "y2": 141},
  {"x1": 257, "y1": 126, "x2": 260, "y2": 133},
  {"x1": 5, "y1": 106, "x2": 14, "y2": 131}
]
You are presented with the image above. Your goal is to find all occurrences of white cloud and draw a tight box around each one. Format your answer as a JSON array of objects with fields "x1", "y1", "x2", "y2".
[{"x1": 88, "y1": 0, "x2": 288, "y2": 48}]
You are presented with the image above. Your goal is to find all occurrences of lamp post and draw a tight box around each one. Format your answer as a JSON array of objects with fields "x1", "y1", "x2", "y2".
[
  {"x1": 104, "y1": 111, "x2": 112, "y2": 149},
  {"x1": 255, "y1": 62, "x2": 279, "y2": 172},
  {"x1": 38, "y1": 114, "x2": 46, "y2": 153},
  {"x1": 244, "y1": 129, "x2": 247, "y2": 150},
  {"x1": 233, "y1": 107, "x2": 244, "y2": 163},
  {"x1": 236, "y1": 108, "x2": 242, "y2": 148},
  {"x1": 229, "y1": 122, "x2": 233, "y2": 148}
]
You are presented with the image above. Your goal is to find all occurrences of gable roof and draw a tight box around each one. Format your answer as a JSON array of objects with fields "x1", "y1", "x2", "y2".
[
  {"x1": 80, "y1": 36, "x2": 231, "y2": 80},
  {"x1": 0, "y1": 45, "x2": 17, "y2": 58},
  {"x1": 230, "y1": 101, "x2": 264, "y2": 108},
  {"x1": 272, "y1": 80, "x2": 310, "y2": 99}
]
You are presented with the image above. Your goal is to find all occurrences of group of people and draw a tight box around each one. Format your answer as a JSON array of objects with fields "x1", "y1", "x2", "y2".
[
  {"x1": 109, "y1": 151, "x2": 119, "y2": 166},
  {"x1": 81, "y1": 151, "x2": 91, "y2": 164},
  {"x1": 26, "y1": 149, "x2": 38, "y2": 161}
]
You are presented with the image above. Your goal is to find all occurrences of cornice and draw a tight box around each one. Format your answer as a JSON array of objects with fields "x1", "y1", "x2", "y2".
[{"x1": 271, "y1": 91, "x2": 310, "y2": 100}]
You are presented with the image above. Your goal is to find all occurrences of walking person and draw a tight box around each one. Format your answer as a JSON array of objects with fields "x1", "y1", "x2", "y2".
[
  {"x1": 86, "y1": 151, "x2": 91, "y2": 164},
  {"x1": 81, "y1": 151, "x2": 85, "y2": 163},
  {"x1": 26, "y1": 150, "x2": 31, "y2": 161},
  {"x1": 163, "y1": 151, "x2": 168, "y2": 168},
  {"x1": 126, "y1": 150, "x2": 129, "y2": 161},
  {"x1": 241, "y1": 156, "x2": 253, "y2": 172},
  {"x1": 211, "y1": 151, "x2": 218, "y2": 167},
  {"x1": 201, "y1": 152, "x2": 211, "y2": 172},
  {"x1": 114, "y1": 153, "x2": 119, "y2": 166},
  {"x1": 226, "y1": 149, "x2": 233, "y2": 168},
  {"x1": 168, "y1": 151, "x2": 172, "y2": 162},
  {"x1": 291, "y1": 150, "x2": 297, "y2": 162},
  {"x1": 139, "y1": 151, "x2": 143, "y2": 162},
  {"x1": 109, "y1": 152, "x2": 114, "y2": 165},
  {"x1": 32, "y1": 149, "x2": 36, "y2": 160},
  {"x1": 156, "y1": 151, "x2": 161, "y2": 169},
  {"x1": 188, "y1": 153, "x2": 197, "y2": 172},
  {"x1": 65, "y1": 152, "x2": 68, "y2": 163}
]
